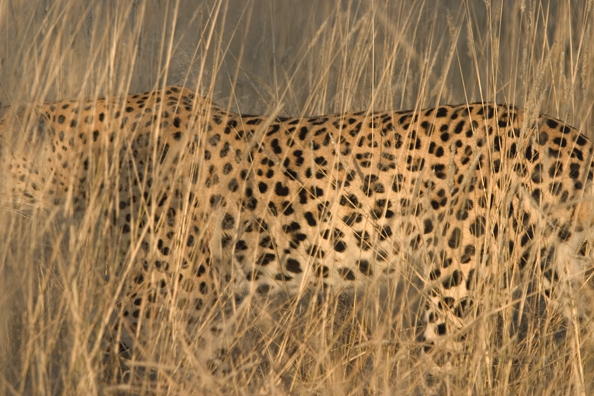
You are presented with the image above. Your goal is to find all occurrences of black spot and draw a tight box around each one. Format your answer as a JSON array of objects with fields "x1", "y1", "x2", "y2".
[
  {"x1": 195, "y1": 265, "x2": 206, "y2": 277},
  {"x1": 410, "y1": 235, "x2": 422, "y2": 250},
  {"x1": 274, "y1": 273, "x2": 292, "y2": 281},
  {"x1": 362, "y1": 174, "x2": 380, "y2": 196},
  {"x1": 525, "y1": 145, "x2": 539, "y2": 162},
  {"x1": 436, "y1": 107, "x2": 448, "y2": 118},
  {"x1": 235, "y1": 240, "x2": 248, "y2": 251},
  {"x1": 532, "y1": 188, "x2": 541, "y2": 203},
  {"x1": 210, "y1": 195, "x2": 222, "y2": 207},
  {"x1": 431, "y1": 164, "x2": 446, "y2": 179},
  {"x1": 442, "y1": 270, "x2": 462, "y2": 289},
  {"x1": 437, "y1": 323, "x2": 447, "y2": 335},
  {"x1": 423, "y1": 219, "x2": 433, "y2": 234},
  {"x1": 358, "y1": 260, "x2": 372, "y2": 276},
  {"x1": 549, "y1": 161, "x2": 563, "y2": 178},
  {"x1": 265, "y1": 202, "x2": 277, "y2": 216},
  {"x1": 546, "y1": 119, "x2": 558, "y2": 129},
  {"x1": 448, "y1": 227, "x2": 461, "y2": 249},
  {"x1": 469, "y1": 216, "x2": 485, "y2": 237},
  {"x1": 209, "y1": 134, "x2": 221, "y2": 146},
  {"x1": 345, "y1": 211, "x2": 363, "y2": 226},
  {"x1": 281, "y1": 201, "x2": 295, "y2": 216},
  {"x1": 441, "y1": 297, "x2": 455, "y2": 309},
  {"x1": 492, "y1": 159, "x2": 501, "y2": 173},
  {"x1": 286, "y1": 259, "x2": 302, "y2": 274},
  {"x1": 549, "y1": 181, "x2": 562, "y2": 195},
  {"x1": 257, "y1": 253, "x2": 276, "y2": 266},
  {"x1": 460, "y1": 245, "x2": 475, "y2": 264},
  {"x1": 507, "y1": 143, "x2": 517, "y2": 159},
  {"x1": 558, "y1": 228, "x2": 571, "y2": 242},
  {"x1": 240, "y1": 192, "x2": 257, "y2": 210},
  {"x1": 334, "y1": 240, "x2": 347, "y2": 252},
  {"x1": 429, "y1": 269, "x2": 441, "y2": 280},
  {"x1": 298, "y1": 127, "x2": 309, "y2": 140},
  {"x1": 256, "y1": 284, "x2": 271, "y2": 294},
  {"x1": 159, "y1": 143, "x2": 170, "y2": 164},
  {"x1": 275, "y1": 182, "x2": 290, "y2": 196},
  {"x1": 570, "y1": 148, "x2": 584, "y2": 161},
  {"x1": 375, "y1": 226, "x2": 391, "y2": 242},
  {"x1": 454, "y1": 298, "x2": 472, "y2": 318},
  {"x1": 575, "y1": 134, "x2": 588, "y2": 146},
  {"x1": 493, "y1": 135, "x2": 502, "y2": 152},
  {"x1": 531, "y1": 163, "x2": 543, "y2": 183},
  {"x1": 271, "y1": 139, "x2": 282, "y2": 154},
  {"x1": 340, "y1": 194, "x2": 360, "y2": 208},
  {"x1": 569, "y1": 163, "x2": 580, "y2": 179},
  {"x1": 228, "y1": 179, "x2": 239, "y2": 192},
  {"x1": 553, "y1": 137, "x2": 567, "y2": 147},
  {"x1": 338, "y1": 268, "x2": 356, "y2": 280},
  {"x1": 304, "y1": 212, "x2": 317, "y2": 227},
  {"x1": 310, "y1": 186, "x2": 324, "y2": 197}
]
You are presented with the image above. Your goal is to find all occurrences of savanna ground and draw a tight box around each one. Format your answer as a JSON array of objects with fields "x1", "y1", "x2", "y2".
[{"x1": 1, "y1": 0, "x2": 594, "y2": 395}]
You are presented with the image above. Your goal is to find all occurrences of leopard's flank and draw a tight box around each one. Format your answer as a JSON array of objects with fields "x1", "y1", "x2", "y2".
[{"x1": 2, "y1": 86, "x2": 593, "y2": 393}]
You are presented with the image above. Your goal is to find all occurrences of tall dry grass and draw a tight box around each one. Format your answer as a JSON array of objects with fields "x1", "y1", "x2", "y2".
[{"x1": 0, "y1": 0, "x2": 593, "y2": 395}]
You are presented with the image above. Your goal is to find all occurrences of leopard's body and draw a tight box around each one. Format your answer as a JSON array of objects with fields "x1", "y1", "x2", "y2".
[{"x1": 2, "y1": 86, "x2": 594, "y2": 389}]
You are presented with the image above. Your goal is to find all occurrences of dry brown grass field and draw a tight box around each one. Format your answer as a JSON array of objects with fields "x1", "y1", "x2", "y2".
[{"x1": 1, "y1": 0, "x2": 594, "y2": 395}]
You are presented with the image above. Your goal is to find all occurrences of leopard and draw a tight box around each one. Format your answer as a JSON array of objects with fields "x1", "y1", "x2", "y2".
[{"x1": 2, "y1": 85, "x2": 594, "y2": 393}]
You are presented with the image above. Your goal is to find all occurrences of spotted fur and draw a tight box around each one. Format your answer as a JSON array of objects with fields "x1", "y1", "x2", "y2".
[{"x1": 2, "y1": 86, "x2": 593, "y2": 390}]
